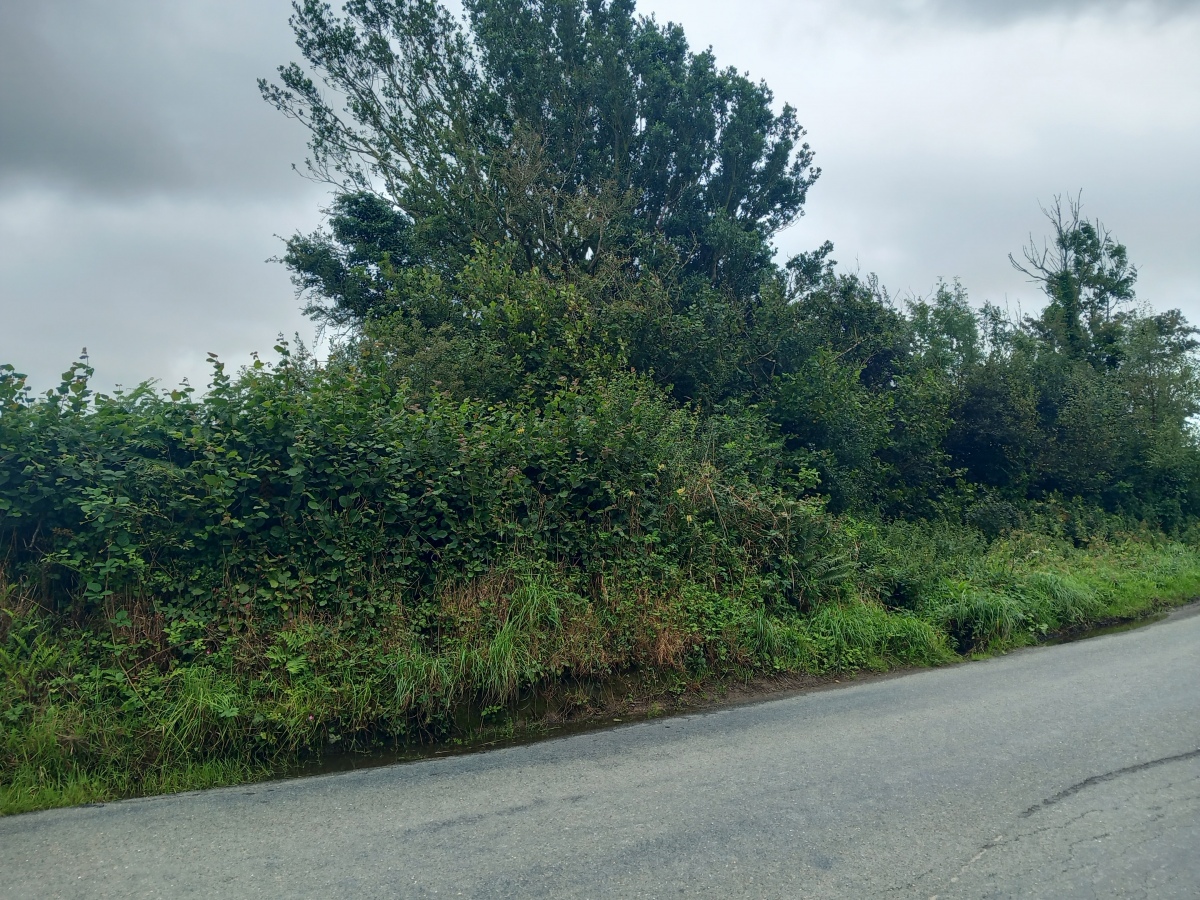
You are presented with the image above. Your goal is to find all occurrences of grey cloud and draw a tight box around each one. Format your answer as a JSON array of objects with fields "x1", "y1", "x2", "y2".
[
  {"x1": 0, "y1": 2, "x2": 185, "y2": 193},
  {"x1": 859, "y1": 0, "x2": 1200, "y2": 24},
  {"x1": 642, "y1": 0, "x2": 1200, "y2": 318},
  {"x1": 0, "y1": 188, "x2": 327, "y2": 394},
  {"x1": 0, "y1": 0, "x2": 327, "y2": 393},
  {"x1": 0, "y1": 0, "x2": 310, "y2": 200}
]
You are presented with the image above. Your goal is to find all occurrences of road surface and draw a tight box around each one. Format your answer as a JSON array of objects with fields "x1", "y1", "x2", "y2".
[{"x1": 3, "y1": 605, "x2": 1198, "y2": 899}]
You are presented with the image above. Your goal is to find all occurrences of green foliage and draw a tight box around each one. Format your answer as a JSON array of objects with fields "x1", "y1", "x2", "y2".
[
  {"x1": 1013, "y1": 195, "x2": 1137, "y2": 367},
  {"x1": 804, "y1": 601, "x2": 952, "y2": 671},
  {"x1": 860, "y1": 518, "x2": 1199, "y2": 655},
  {"x1": 5, "y1": 514, "x2": 1196, "y2": 815},
  {"x1": 5, "y1": 0, "x2": 1200, "y2": 817},
  {"x1": 262, "y1": 0, "x2": 817, "y2": 317},
  {"x1": 1, "y1": 344, "x2": 830, "y2": 622}
]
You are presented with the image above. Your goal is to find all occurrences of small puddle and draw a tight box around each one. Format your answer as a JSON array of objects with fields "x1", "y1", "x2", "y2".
[
  {"x1": 1046, "y1": 611, "x2": 1168, "y2": 645},
  {"x1": 284, "y1": 675, "x2": 656, "y2": 779},
  {"x1": 285, "y1": 718, "x2": 605, "y2": 779}
]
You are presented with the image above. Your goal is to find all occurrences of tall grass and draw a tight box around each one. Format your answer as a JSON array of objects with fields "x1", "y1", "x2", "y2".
[
  {"x1": 806, "y1": 601, "x2": 955, "y2": 671},
  {"x1": 3, "y1": 530, "x2": 1198, "y2": 815}
]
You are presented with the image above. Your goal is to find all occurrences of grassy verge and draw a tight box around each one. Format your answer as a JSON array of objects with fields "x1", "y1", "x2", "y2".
[
  {"x1": 863, "y1": 524, "x2": 1200, "y2": 653},
  {"x1": 3, "y1": 529, "x2": 1198, "y2": 816}
]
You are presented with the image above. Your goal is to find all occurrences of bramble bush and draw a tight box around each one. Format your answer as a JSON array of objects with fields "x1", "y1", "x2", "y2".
[{"x1": 0, "y1": 346, "x2": 837, "y2": 626}]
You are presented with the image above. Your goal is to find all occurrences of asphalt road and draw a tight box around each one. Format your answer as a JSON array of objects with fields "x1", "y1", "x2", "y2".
[{"x1": 3, "y1": 606, "x2": 1198, "y2": 900}]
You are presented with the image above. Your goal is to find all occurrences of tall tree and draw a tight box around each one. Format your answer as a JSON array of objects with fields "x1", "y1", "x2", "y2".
[
  {"x1": 1011, "y1": 195, "x2": 1137, "y2": 368},
  {"x1": 261, "y1": 0, "x2": 819, "y2": 323}
]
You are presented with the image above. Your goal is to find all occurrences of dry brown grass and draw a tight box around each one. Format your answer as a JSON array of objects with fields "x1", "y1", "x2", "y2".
[
  {"x1": 103, "y1": 595, "x2": 167, "y2": 659},
  {"x1": 0, "y1": 570, "x2": 42, "y2": 644},
  {"x1": 438, "y1": 571, "x2": 515, "y2": 637},
  {"x1": 627, "y1": 585, "x2": 689, "y2": 669}
]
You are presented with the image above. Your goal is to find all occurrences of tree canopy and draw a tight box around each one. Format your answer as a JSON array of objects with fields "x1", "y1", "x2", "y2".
[
  {"x1": 260, "y1": 0, "x2": 1200, "y2": 526},
  {"x1": 261, "y1": 0, "x2": 818, "y2": 322}
]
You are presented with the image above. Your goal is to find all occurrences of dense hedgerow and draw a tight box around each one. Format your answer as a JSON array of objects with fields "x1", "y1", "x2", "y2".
[
  {"x1": 0, "y1": 348, "x2": 838, "y2": 625},
  {"x1": 3, "y1": 344, "x2": 1199, "y2": 817},
  {"x1": 0, "y1": 347, "x2": 854, "y2": 812}
]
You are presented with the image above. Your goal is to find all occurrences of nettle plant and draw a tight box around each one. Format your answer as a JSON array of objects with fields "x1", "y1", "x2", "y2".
[{"x1": 0, "y1": 344, "x2": 838, "y2": 630}]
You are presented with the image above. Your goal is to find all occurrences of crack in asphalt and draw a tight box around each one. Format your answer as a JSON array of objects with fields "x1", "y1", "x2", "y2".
[
  {"x1": 1021, "y1": 748, "x2": 1200, "y2": 818},
  {"x1": 925, "y1": 758, "x2": 1200, "y2": 897}
]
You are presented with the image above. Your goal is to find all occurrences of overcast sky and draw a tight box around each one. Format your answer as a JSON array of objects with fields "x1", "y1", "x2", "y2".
[{"x1": 2, "y1": 0, "x2": 1198, "y2": 393}]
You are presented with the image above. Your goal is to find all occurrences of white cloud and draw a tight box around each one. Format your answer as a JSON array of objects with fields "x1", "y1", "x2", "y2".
[
  {"x1": 0, "y1": 187, "x2": 326, "y2": 393},
  {"x1": 642, "y1": 0, "x2": 1200, "y2": 313}
]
